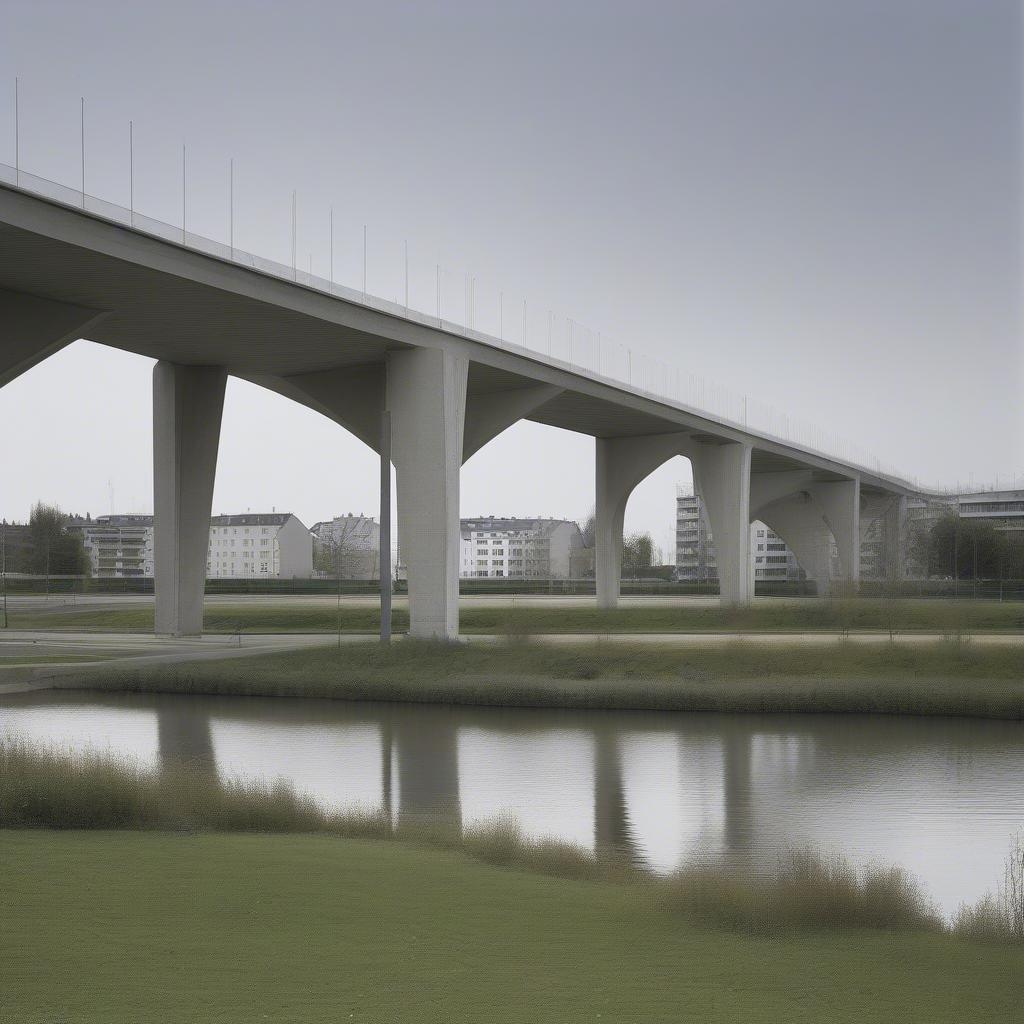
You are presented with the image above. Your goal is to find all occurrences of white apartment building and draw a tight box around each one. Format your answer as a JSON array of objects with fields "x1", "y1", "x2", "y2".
[
  {"x1": 459, "y1": 517, "x2": 584, "y2": 579},
  {"x1": 310, "y1": 514, "x2": 381, "y2": 578},
  {"x1": 74, "y1": 512, "x2": 312, "y2": 579},
  {"x1": 675, "y1": 491, "x2": 804, "y2": 583},
  {"x1": 206, "y1": 514, "x2": 312, "y2": 579}
]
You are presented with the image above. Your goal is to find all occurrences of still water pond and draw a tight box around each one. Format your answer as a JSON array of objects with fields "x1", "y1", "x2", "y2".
[{"x1": 3, "y1": 691, "x2": 1022, "y2": 917}]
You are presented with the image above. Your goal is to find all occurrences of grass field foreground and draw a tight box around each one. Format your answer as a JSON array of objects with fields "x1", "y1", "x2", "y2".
[{"x1": 2, "y1": 829, "x2": 1022, "y2": 1024}]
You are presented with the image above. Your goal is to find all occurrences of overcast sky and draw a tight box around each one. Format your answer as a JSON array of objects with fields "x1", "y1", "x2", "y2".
[{"x1": 1, "y1": 0, "x2": 1020, "y2": 557}]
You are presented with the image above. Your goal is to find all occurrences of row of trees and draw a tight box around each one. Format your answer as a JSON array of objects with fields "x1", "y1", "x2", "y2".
[
  {"x1": 1, "y1": 504, "x2": 90, "y2": 576},
  {"x1": 909, "y1": 513, "x2": 1024, "y2": 581}
]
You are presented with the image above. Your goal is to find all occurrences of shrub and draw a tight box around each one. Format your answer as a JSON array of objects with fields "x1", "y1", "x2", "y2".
[
  {"x1": 462, "y1": 816, "x2": 524, "y2": 866},
  {"x1": 661, "y1": 850, "x2": 939, "y2": 936}
]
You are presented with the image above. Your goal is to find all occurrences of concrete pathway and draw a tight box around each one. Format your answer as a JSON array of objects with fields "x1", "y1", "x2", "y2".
[{"x1": 0, "y1": 631, "x2": 346, "y2": 695}]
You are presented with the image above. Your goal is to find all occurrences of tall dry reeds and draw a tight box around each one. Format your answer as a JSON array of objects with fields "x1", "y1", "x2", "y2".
[{"x1": 952, "y1": 833, "x2": 1024, "y2": 942}]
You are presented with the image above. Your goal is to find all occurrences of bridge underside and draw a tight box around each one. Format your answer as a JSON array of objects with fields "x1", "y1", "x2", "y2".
[{"x1": 0, "y1": 185, "x2": 911, "y2": 637}]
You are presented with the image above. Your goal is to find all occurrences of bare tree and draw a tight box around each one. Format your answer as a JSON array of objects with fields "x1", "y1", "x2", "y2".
[{"x1": 314, "y1": 517, "x2": 379, "y2": 580}]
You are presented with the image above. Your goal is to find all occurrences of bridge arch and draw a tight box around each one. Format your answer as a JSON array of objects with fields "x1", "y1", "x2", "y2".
[
  {"x1": 595, "y1": 432, "x2": 863, "y2": 606},
  {"x1": 596, "y1": 432, "x2": 753, "y2": 607}
]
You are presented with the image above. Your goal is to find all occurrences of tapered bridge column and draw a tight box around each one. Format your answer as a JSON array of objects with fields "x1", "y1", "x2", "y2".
[
  {"x1": 153, "y1": 362, "x2": 227, "y2": 636},
  {"x1": 691, "y1": 442, "x2": 753, "y2": 606},
  {"x1": 756, "y1": 493, "x2": 834, "y2": 594},
  {"x1": 882, "y1": 495, "x2": 907, "y2": 582},
  {"x1": 809, "y1": 479, "x2": 860, "y2": 586},
  {"x1": 263, "y1": 360, "x2": 557, "y2": 641},
  {"x1": 595, "y1": 439, "x2": 628, "y2": 609},
  {"x1": 388, "y1": 348, "x2": 467, "y2": 640}
]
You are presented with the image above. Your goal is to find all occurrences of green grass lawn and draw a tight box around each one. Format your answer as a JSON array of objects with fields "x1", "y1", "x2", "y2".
[
  {"x1": 1, "y1": 830, "x2": 1020, "y2": 1024},
  {"x1": 8, "y1": 597, "x2": 1024, "y2": 634},
  {"x1": 91, "y1": 639, "x2": 1024, "y2": 718}
]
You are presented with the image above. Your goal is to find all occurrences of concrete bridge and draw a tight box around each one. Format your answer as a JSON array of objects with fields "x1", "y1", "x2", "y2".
[{"x1": 0, "y1": 175, "x2": 915, "y2": 639}]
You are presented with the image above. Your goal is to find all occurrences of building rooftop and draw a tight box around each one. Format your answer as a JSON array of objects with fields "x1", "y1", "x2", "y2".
[
  {"x1": 212, "y1": 513, "x2": 299, "y2": 528},
  {"x1": 73, "y1": 514, "x2": 155, "y2": 528},
  {"x1": 310, "y1": 514, "x2": 378, "y2": 533},
  {"x1": 460, "y1": 517, "x2": 580, "y2": 540},
  {"x1": 69, "y1": 512, "x2": 303, "y2": 529}
]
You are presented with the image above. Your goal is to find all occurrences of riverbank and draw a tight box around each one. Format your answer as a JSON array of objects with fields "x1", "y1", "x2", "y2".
[
  {"x1": 2, "y1": 829, "x2": 1019, "y2": 1023},
  {"x1": 69, "y1": 639, "x2": 1024, "y2": 719}
]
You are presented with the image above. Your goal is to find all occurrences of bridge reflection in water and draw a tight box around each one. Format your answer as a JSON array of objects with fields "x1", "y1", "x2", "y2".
[
  {"x1": 151, "y1": 697, "x2": 756, "y2": 869},
  {"x1": 4, "y1": 690, "x2": 1024, "y2": 915}
]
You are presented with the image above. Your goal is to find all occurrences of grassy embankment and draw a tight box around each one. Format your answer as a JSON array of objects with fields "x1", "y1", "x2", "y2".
[
  {"x1": 2, "y1": 741, "x2": 1022, "y2": 1022},
  {"x1": 8, "y1": 596, "x2": 1024, "y2": 634},
  {"x1": 79, "y1": 638, "x2": 1024, "y2": 718}
]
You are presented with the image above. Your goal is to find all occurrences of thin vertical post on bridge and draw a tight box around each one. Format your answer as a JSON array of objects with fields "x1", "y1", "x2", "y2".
[
  {"x1": 128, "y1": 120, "x2": 134, "y2": 225},
  {"x1": 379, "y1": 408, "x2": 392, "y2": 644},
  {"x1": 229, "y1": 158, "x2": 234, "y2": 258},
  {"x1": 2, "y1": 520, "x2": 8, "y2": 629},
  {"x1": 80, "y1": 96, "x2": 85, "y2": 207},
  {"x1": 14, "y1": 77, "x2": 19, "y2": 183},
  {"x1": 291, "y1": 191, "x2": 297, "y2": 279},
  {"x1": 182, "y1": 144, "x2": 187, "y2": 242}
]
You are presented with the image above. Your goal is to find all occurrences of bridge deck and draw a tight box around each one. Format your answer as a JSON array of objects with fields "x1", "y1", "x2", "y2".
[{"x1": 0, "y1": 176, "x2": 913, "y2": 497}]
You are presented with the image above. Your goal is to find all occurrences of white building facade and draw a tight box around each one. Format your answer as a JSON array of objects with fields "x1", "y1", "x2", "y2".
[
  {"x1": 206, "y1": 513, "x2": 312, "y2": 579},
  {"x1": 75, "y1": 512, "x2": 312, "y2": 579},
  {"x1": 459, "y1": 517, "x2": 584, "y2": 579}
]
